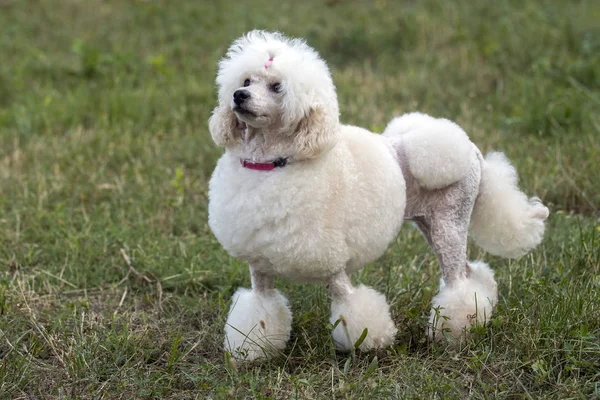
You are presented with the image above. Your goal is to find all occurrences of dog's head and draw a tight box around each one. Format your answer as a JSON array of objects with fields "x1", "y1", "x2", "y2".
[{"x1": 209, "y1": 31, "x2": 340, "y2": 160}]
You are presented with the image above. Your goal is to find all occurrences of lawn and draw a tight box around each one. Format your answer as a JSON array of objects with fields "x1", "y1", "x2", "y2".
[{"x1": 1, "y1": 0, "x2": 599, "y2": 398}]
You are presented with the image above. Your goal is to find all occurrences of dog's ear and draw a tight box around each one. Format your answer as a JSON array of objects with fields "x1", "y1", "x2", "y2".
[
  {"x1": 291, "y1": 106, "x2": 338, "y2": 159},
  {"x1": 208, "y1": 104, "x2": 243, "y2": 147}
]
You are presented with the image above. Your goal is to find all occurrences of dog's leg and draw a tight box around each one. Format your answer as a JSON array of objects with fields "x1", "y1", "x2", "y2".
[
  {"x1": 328, "y1": 271, "x2": 397, "y2": 351},
  {"x1": 420, "y1": 213, "x2": 498, "y2": 341},
  {"x1": 223, "y1": 267, "x2": 292, "y2": 361}
]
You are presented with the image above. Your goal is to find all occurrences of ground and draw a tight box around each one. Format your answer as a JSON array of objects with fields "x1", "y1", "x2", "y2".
[{"x1": 0, "y1": 0, "x2": 599, "y2": 398}]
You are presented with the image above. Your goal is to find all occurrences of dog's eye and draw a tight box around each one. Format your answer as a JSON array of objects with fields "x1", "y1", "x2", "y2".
[
  {"x1": 271, "y1": 83, "x2": 282, "y2": 93},
  {"x1": 243, "y1": 79, "x2": 250, "y2": 87}
]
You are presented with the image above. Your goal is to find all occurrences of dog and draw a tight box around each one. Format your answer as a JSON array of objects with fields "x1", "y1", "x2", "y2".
[{"x1": 208, "y1": 30, "x2": 549, "y2": 360}]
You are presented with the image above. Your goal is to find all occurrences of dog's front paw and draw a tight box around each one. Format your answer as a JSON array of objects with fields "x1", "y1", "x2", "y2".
[
  {"x1": 224, "y1": 288, "x2": 292, "y2": 361},
  {"x1": 330, "y1": 285, "x2": 397, "y2": 351},
  {"x1": 428, "y1": 261, "x2": 498, "y2": 341}
]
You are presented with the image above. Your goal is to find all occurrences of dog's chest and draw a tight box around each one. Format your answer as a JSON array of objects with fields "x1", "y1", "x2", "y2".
[
  {"x1": 208, "y1": 156, "x2": 338, "y2": 273},
  {"x1": 207, "y1": 136, "x2": 407, "y2": 281}
]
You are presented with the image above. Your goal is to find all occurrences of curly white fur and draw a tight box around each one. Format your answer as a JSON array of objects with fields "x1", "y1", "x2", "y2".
[
  {"x1": 209, "y1": 126, "x2": 406, "y2": 282},
  {"x1": 429, "y1": 261, "x2": 498, "y2": 340},
  {"x1": 224, "y1": 288, "x2": 292, "y2": 361},
  {"x1": 330, "y1": 285, "x2": 397, "y2": 351},
  {"x1": 470, "y1": 152, "x2": 550, "y2": 258},
  {"x1": 383, "y1": 113, "x2": 475, "y2": 189},
  {"x1": 215, "y1": 31, "x2": 338, "y2": 128}
]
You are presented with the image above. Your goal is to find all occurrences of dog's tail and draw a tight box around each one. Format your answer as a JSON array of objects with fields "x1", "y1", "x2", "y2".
[{"x1": 469, "y1": 152, "x2": 549, "y2": 258}]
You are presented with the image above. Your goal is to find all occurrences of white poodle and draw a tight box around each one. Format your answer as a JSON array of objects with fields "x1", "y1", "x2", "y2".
[{"x1": 208, "y1": 31, "x2": 549, "y2": 360}]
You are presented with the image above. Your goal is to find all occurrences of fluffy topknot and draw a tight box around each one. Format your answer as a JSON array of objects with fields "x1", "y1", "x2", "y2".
[{"x1": 215, "y1": 30, "x2": 339, "y2": 126}]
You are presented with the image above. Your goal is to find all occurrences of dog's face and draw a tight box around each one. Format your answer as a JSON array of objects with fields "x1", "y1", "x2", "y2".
[
  {"x1": 209, "y1": 31, "x2": 340, "y2": 159},
  {"x1": 230, "y1": 74, "x2": 284, "y2": 129}
]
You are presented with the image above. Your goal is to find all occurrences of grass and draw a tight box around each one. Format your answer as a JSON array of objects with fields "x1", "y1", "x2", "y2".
[{"x1": 0, "y1": 0, "x2": 599, "y2": 398}]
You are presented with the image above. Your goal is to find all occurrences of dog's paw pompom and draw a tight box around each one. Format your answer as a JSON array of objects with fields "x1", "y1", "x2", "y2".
[
  {"x1": 330, "y1": 285, "x2": 397, "y2": 351},
  {"x1": 428, "y1": 261, "x2": 498, "y2": 341},
  {"x1": 224, "y1": 288, "x2": 292, "y2": 361}
]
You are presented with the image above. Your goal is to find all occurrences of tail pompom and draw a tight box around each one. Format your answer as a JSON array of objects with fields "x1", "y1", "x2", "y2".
[{"x1": 470, "y1": 152, "x2": 549, "y2": 258}]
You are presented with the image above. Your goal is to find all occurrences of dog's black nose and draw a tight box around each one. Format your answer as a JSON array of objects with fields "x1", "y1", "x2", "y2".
[{"x1": 233, "y1": 89, "x2": 250, "y2": 105}]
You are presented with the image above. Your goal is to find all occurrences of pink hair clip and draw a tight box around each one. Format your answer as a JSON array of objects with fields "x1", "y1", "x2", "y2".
[{"x1": 265, "y1": 57, "x2": 274, "y2": 69}]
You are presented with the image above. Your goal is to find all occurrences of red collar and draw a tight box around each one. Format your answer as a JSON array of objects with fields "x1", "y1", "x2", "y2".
[{"x1": 240, "y1": 157, "x2": 288, "y2": 171}]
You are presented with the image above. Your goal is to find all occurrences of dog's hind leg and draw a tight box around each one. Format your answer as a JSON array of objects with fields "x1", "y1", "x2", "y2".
[
  {"x1": 415, "y1": 214, "x2": 470, "y2": 284},
  {"x1": 418, "y1": 204, "x2": 498, "y2": 341},
  {"x1": 223, "y1": 266, "x2": 292, "y2": 361},
  {"x1": 328, "y1": 271, "x2": 397, "y2": 351}
]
